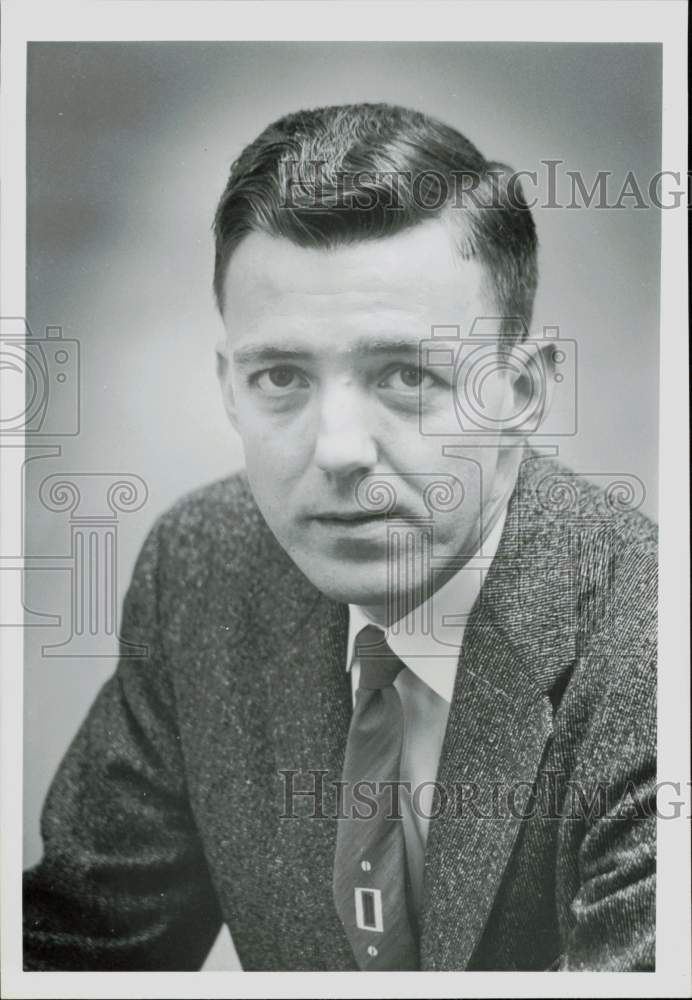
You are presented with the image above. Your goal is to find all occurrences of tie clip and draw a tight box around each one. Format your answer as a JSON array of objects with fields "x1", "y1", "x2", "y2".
[{"x1": 355, "y1": 887, "x2": 383, "y2": 932}]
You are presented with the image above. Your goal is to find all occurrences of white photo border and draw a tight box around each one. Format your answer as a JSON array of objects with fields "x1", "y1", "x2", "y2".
[{"x1": 1, "y1": 2, "x2": 689, "y2": 998}]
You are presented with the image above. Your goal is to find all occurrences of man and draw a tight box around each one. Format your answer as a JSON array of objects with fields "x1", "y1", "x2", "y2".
[{"x1": 23, "y1": 103, "x2": 657, "y2": 971}]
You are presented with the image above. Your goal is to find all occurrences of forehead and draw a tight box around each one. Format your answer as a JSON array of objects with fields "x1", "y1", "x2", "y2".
[{"x1": 221, "y1": 222, "x2": 491, "y2": 342}]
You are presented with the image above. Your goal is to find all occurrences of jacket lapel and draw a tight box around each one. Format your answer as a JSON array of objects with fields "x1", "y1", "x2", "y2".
[
  {"x1": 258, "y1": 559, "x2": 357, "y2": 968},
  {"x1": 420, "y1": 451, "x2": 578, "y2": 969},
  {"x1": 419, "y1": 616, "x2": 554, "y2": 969}
]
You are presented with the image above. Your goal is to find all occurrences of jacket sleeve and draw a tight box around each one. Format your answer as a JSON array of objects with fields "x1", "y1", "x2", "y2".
[
  {"x1": 23, "y1": 516, "x2": 224, "y2": 970},
  {"x1": 557, "y1": 653, "x2": 657, "y2": 971}
]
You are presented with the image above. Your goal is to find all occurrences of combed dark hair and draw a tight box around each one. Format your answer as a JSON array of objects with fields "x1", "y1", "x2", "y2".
[{"x1": 213, "y1": 103, "x2": 538, "y2": 338}]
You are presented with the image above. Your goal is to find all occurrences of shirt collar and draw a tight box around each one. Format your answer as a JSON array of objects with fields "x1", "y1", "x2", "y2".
[{"x1": 346, "y1": 506, "x2": 507, "y2": 703}]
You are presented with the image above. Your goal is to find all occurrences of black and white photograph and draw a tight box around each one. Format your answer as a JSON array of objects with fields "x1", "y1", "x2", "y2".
[{"x1": 1, "y1": 2, "x2": 689, "y2": 997}]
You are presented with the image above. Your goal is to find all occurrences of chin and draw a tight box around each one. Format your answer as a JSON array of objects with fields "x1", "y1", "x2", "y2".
[{"x1": 296, "y1": 558, "x2": 390, "y2": 608}]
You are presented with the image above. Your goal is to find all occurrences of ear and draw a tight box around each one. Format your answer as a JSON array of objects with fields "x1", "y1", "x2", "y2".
[
  {"x1": 215, "y1": 338, "x2": 239, "y2": 431},
  {"x1": 504, "y1": 337, "x2": 557, "y2": 435}
]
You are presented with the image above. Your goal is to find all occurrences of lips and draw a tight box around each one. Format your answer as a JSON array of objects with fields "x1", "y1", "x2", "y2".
[{"x1": 313, "y1": 510, "x2": 390, "y2": 523}]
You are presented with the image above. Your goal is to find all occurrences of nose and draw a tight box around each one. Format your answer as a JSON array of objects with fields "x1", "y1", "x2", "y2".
[{"x1": 313, "y1": 381, "x2": 378, "y2": 477}]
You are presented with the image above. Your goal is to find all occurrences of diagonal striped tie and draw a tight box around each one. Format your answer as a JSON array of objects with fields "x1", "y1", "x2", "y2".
[{"x1": 333, "y1": 624, "x2": 419, "y2": 970}]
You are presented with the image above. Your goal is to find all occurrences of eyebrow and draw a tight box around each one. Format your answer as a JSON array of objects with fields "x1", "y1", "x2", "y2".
[{"x1": 232, "y1": 337, "x2": 425, "y2": 368}]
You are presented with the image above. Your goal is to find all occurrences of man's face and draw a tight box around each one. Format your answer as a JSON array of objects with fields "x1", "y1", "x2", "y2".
[{"x1": 217, "y1": 220, "x2": 524, "y2": 613}]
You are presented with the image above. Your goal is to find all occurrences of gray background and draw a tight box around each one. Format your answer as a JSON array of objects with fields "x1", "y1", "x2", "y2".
[{"x1": 23, "y1": 42, "x2": 661, "y2": 969}]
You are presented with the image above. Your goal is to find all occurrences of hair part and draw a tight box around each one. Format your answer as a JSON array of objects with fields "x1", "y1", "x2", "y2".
[{"x1": 212, "y1": 103, "x2": 538, "y2": 340}]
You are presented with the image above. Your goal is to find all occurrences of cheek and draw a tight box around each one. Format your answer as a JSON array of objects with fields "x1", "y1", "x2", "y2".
[
  {"x1": 235, "y1": 397, "x2": 310, "y2": 463},
  {"x1": 414, "y1": 448, "x2": 494, "y2": 536},
  {"x1": 469, "y1": 368, "x2": 514, "y2": 421},
  {"x1": 236, "y1": 412, "x2": 311, "y2": 526},
  {"x1": 243, "y1": 458, "x2": 295, "y2": 542},
  {"x1": 242, "y1": 442, "x2": 296, "y2": 503},
  {"x1": 450, "y1": 365, "x2": 515, "y2": 435}
]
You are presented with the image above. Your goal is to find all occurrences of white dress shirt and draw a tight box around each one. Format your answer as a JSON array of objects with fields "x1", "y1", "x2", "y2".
[{"x1": 345, "y1": 508, "x2": 507, "y2": 917}]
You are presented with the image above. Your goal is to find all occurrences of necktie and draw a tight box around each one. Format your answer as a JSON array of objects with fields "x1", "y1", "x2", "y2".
[{"x1": 333, "y1": 624, "x2": 419, "y2": 970}]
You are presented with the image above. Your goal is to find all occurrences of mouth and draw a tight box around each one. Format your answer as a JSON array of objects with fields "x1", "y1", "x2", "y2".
[
  {"x1": 307, "y1": 508, "x2": 414, "y2": 554},
  {"x1": 312, "y1": 510, "x2": 391, "y2": 525}
]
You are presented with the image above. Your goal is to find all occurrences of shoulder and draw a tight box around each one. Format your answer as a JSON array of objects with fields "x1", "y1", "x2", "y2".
[
  {"x1": 157, "y1": 470, "x2": 264, "y2": 548},
  {"x1": 513, "y1": 453, "x2": 658, "y2": 604},
  {"x1": 519, "y1": 454, "x2": 657, "y2": 720},
  {"x1": 498, "y1": 452, "x2": 658, "y2": 690},
  {"x1": 515, "y1": 451, "x2": 657, "y2": 552},
  {"x1": 136, "y1": 470, "x2": 294, "y2": 604}
]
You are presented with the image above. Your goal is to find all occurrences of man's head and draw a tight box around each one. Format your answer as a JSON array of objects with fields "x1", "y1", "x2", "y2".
[{"x1": 213, "y1": 103, "x2": 542, "y2": 618}]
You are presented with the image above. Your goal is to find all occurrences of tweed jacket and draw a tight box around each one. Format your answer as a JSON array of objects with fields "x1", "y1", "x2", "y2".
[{"x1": 23, "y1": 451, "x2": 657, "y2": 971}]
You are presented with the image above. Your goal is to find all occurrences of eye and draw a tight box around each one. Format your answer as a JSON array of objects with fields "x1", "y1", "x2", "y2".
[
  {"x1": 253, "y1": 366, "x2": 309, "y2": 395},
  {"x1": 379, "y1": 365, "x2": 438, "y2": 392}
]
